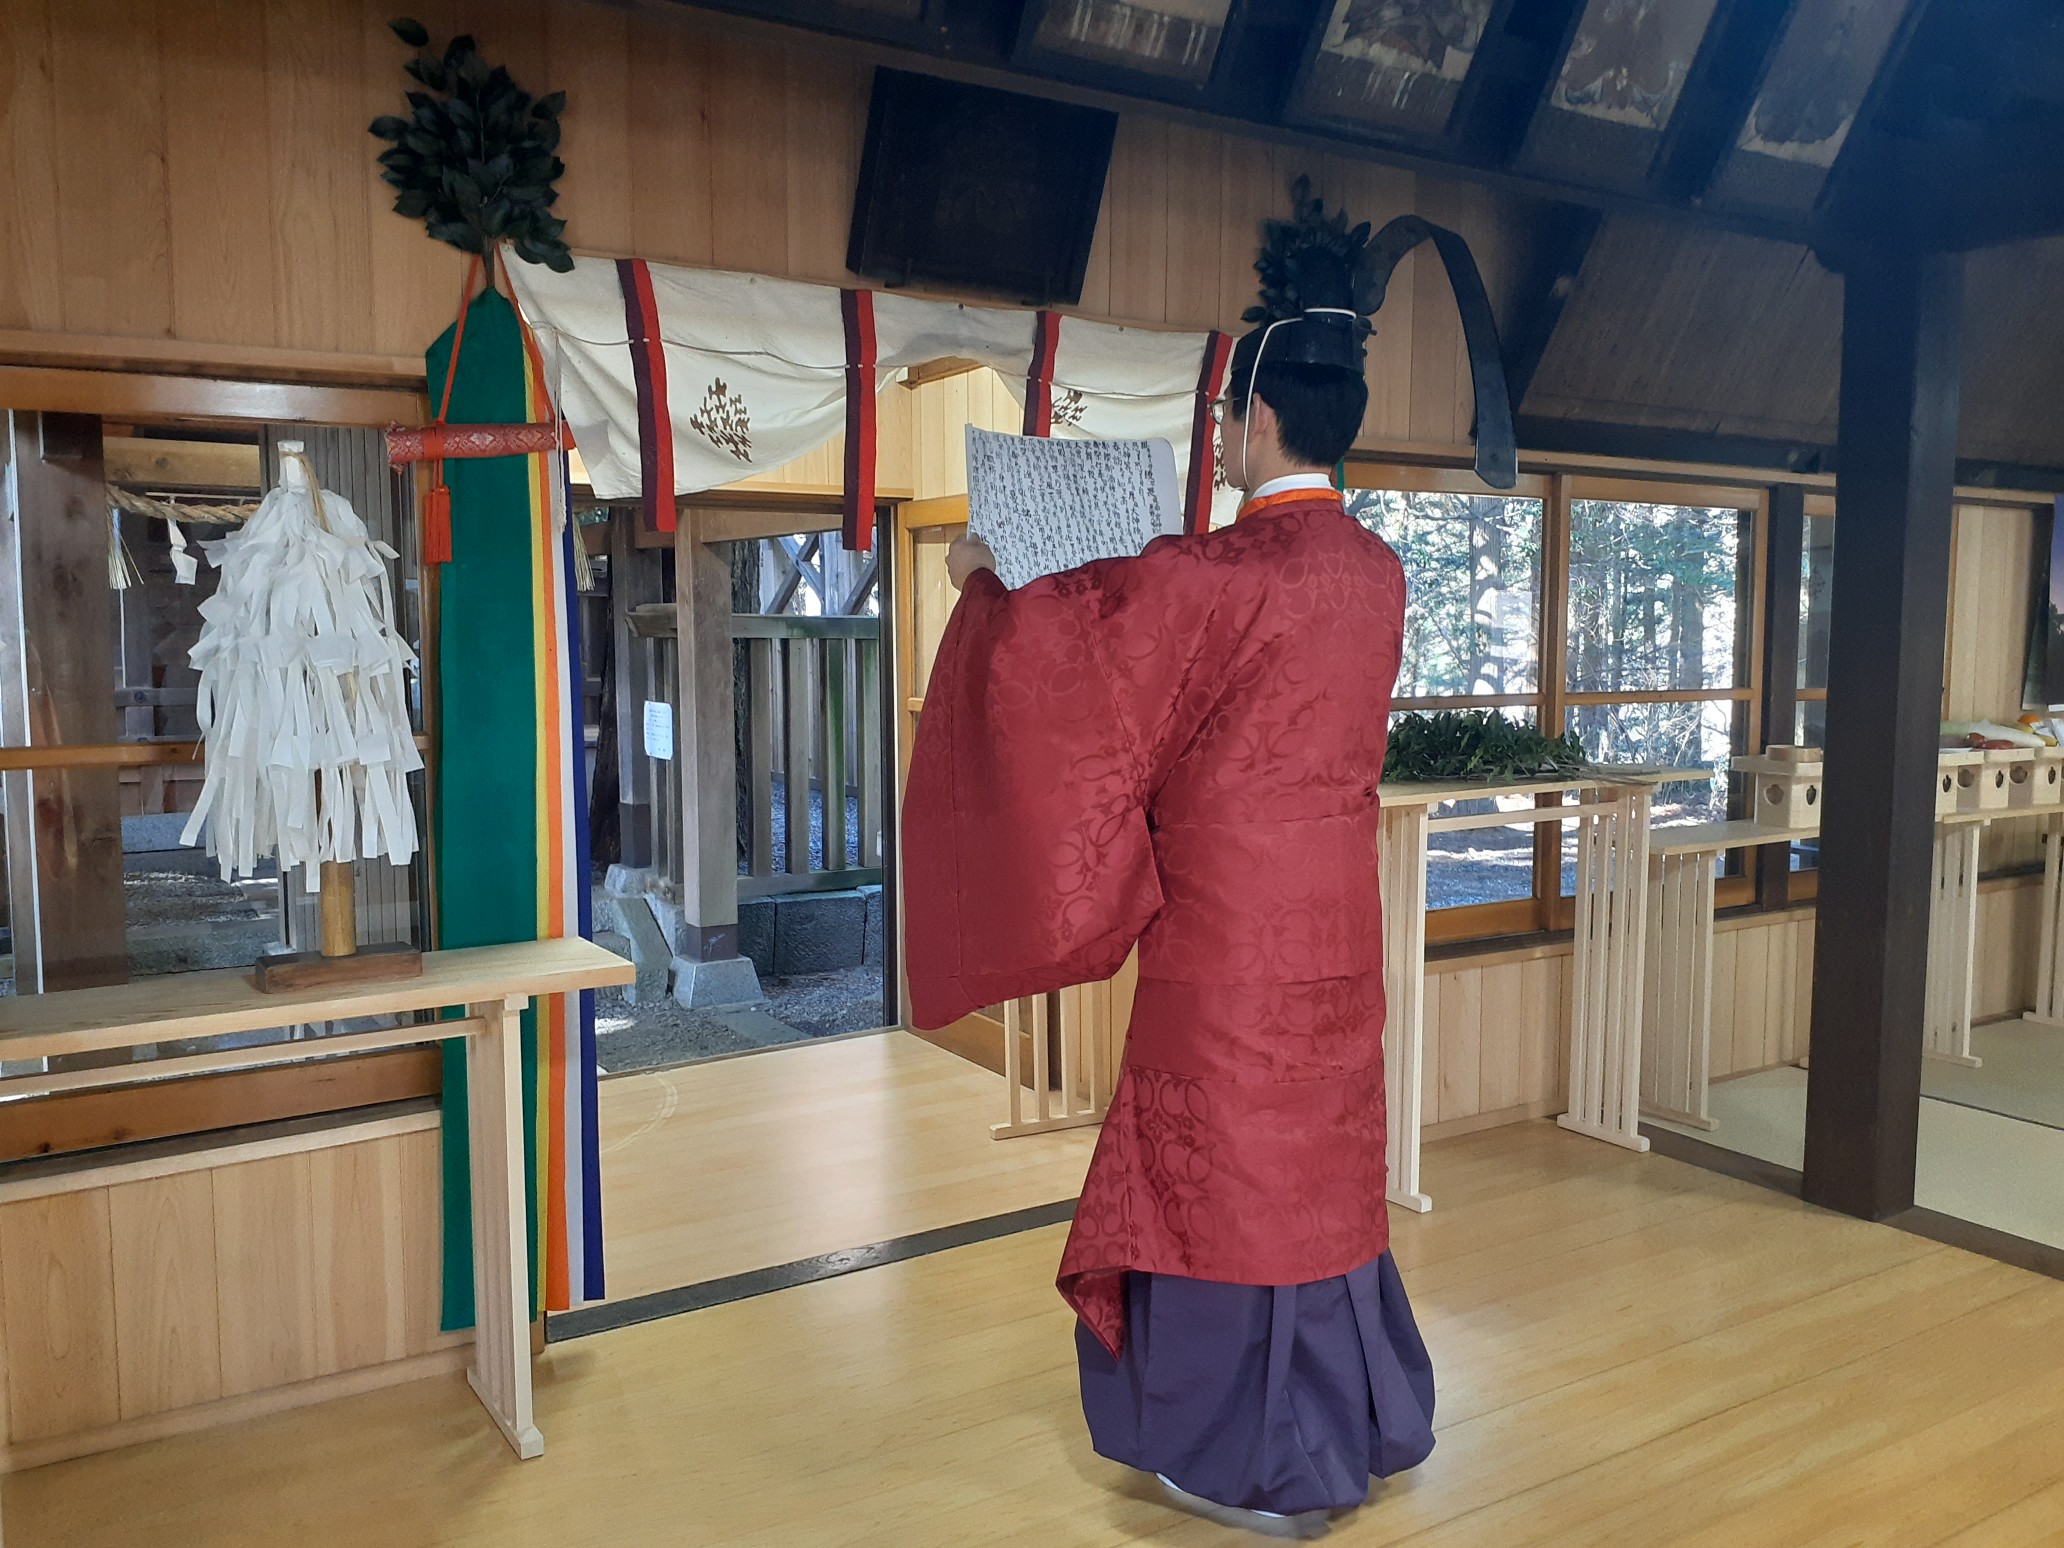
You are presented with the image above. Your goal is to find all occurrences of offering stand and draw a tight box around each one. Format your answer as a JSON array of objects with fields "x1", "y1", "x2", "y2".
[{"x1": 1378, "y1": 769, "x2": 1689, "y2": 1213}]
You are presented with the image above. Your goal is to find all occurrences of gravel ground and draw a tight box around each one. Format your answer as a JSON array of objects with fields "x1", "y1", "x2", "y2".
[
  {"x1": 754, "y1": 779, "x2": 867, "y2": 874},
  {"x1": 124, "y1": 870, "x2": 272, "y2": 928},
  {"x1": 593, "y1": 963, "x2": 888, "y2": 1074}
]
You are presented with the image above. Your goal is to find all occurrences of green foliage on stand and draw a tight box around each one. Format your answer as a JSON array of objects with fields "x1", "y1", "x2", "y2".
[{"x1": 1385, "y1": 709, "x2": 1586, "y2": 783}]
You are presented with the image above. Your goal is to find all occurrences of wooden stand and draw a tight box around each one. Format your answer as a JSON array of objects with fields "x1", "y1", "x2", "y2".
[
  {"x1": 1641, "y1": 821, "x2": 1803, "y2": 1129},
  {"x1": 254, "y1": 940, "x2": 424, "y2": 991},
  {"x1": 0, "y1": 937, "x2": 632, "y2": 1541},
  {"x1": 1378, "y1": 769, "x2": 1690, "y2": 1211},
  {"x1": 254, "y1": 860, "x2": 423, "y2": 992}
]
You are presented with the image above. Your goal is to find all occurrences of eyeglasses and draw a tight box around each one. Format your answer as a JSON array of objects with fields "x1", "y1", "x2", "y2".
[{"x1": 1209, "y1": 396, "x2": 1233, "y2": 425}]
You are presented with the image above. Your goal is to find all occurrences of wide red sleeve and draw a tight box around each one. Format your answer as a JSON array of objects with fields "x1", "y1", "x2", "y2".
[{"x1": 901, "y1": 545, "x2": 1233, "y2": 1030}]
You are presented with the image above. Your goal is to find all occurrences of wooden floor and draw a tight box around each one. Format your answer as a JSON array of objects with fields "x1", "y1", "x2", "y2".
[
  {"x1": 13, "y1": 1119, "x2": 2064, "y2": 1546},
  {"x1": 595, "y1": 1032, "x2": 1098, "y2": 1301}
]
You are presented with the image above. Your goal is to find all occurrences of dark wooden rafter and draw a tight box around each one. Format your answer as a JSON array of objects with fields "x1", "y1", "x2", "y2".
[
  {"x1": 1444, "y1": 0, "x2": 1589, "y2": 168},
  {"x1": 1497, "y1": 203, "x2": 1603, "y2": 414},
  {"x1": 1819, "y1": 0, "x2": 2064, "y2": 254},
  {"x1": 665, "y1": 0, "x2": 1815, "y2": 248},
  {"x1": 1647, "y1": 0, "x2": 1798, "y2": 203}
]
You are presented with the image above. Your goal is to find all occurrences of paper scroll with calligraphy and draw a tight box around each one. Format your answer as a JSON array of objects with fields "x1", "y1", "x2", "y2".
[{"x1": 964, "y1": 427, "x2": 1182, "y2": 589}]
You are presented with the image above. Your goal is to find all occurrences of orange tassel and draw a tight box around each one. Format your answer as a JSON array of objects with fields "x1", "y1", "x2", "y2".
[{"x1": 423, "y1": 470, "x2": 453, "y2": 566}]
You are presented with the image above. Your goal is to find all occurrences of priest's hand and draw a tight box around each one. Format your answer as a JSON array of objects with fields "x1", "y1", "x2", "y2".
[{"x1": 947, "y1": 535, "x2": 999, "y2": 591}]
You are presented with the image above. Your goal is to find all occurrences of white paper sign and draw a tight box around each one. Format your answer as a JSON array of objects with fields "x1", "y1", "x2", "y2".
[
  {"x1": 643, "y1": 700, "x2": 674, "y2": 761},
  {"x1": 964, "y1": 428, "x2": 1183, "y2": 589}
]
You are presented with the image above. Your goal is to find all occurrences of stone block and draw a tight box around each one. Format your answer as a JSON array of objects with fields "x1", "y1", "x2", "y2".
[
  {"x1": 772, "y1": 890, "x2": 867, "y2": 976},
  {"x1": 672, "y1": 954, "x2": 763, "y2": 1009},
  {"x1": 604, "y1": 863, "x2": 659, "y2": 898},
  {"x1": 610, "y1": 891, "x2": 674, "y2": 1005},
  {"x1": 861, "y1": 885, "x2": 884, "y2": 968},
  {"x1": 646, "y1": 892, "x2": 689, "y2": 955},
  {"x1": 738, "y1": 897, "x2": 776, "y2": 975}
]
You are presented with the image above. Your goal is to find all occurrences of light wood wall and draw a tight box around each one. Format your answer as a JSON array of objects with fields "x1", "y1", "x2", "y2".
[
  {"x1": 908, "y1": 370, "x2": 1027, "y2": 501},
  {"x1": 1945, "y1": 503, "x2": 2039, "y2": 724},
  {"x1": 1709, "y1": 911, "x2": 1814, "y2": 1081},
  {"x1": 1421, "y1": 950, "x2": 1569, "y2": 1137},
  {"x1": 0, "y1": 0, "x2": 1523, "y2": 457},
  {"x1": 0, "y1": 1112, "x2": 461, "y2": 1471}
]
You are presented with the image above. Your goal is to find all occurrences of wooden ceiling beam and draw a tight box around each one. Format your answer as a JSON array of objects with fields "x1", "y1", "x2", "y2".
[
  {"x1": 1649, "y1": 0, "x2": 1799, "y2": 203},
  {"x1": 898, "y1": 357, "x2": 986, "y2": 389},
  {"x1": 104, "y1": 435, "x2": 262, "y2": 493},
  {"x1": 1444, "y1": 0, "x2": 1588, "y2": 169}
]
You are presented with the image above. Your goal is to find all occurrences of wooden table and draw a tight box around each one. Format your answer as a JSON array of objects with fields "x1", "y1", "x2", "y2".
[
  {"x1": 1379, "y1": 770, "x2": 1693, "y2": 1212},
  {"x1": 0, "y1": 937, "x2": 632, "y2": 1506}
]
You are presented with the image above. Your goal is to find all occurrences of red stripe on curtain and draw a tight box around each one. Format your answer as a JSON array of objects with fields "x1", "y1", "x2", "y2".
[
  {"x1": 1185, "y1": 330, "x2": 1233, "y2": 535},
  {"x1": 616, "y1": 258, "x2": 676, "y2": 535},
  {"x1": 1022, "y1": 310, "x2": 1061, "y2": 436},
  {"x1": 841, "y1": 289, "x2": 879, "y2": 553}
]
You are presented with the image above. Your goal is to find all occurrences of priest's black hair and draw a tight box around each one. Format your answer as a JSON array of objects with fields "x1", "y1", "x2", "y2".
[{"x1": 1228, "y1": 362, "x2": 1368, "y2": 469}]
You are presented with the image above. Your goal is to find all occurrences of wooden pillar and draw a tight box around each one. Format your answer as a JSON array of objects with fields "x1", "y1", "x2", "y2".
[
  {"x1": 0, "y1": 412, "x2": 129, "y2": 994},
  {"x1": 671, "y1": 515, "x2": 759, "y2": 1006},
  {"x1": 1803, "y1": 249, "x2": 1965, "y2": 1220},
  {"x1": 1756, "y1": 483, "x2": 1806, "y2": 909},
  {"x1": 609, "y1": 510, "x2": 662, "y2": 869}
]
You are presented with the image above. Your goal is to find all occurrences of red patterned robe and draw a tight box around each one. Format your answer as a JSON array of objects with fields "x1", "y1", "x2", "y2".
[{"x1": 903, "y1": 490, "x2": 1407, "y2": 1357}]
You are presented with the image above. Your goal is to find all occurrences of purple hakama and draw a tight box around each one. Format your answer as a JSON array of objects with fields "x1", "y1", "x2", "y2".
[{"x1": 1075, "y1": 1251, "x2": 1435, "y2": 1518}]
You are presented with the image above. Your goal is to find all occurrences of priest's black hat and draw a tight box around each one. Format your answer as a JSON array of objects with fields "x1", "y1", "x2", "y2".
[
  {"x1": 1229, "y1": 177, "x2": 1376, "y2": 394},
  {"x1": 1228, "y1": 174, "x2": 1521, "y2": 490}
]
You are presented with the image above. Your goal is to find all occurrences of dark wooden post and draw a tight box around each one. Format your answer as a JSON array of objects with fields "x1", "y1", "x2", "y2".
[
  {"x1": 1756, "y1": 482, "x2": 1806, "y2": 909},
  {"x1": 1803, "y1": 249, "x2": 1965, "y2": 1220},
  {"x1": 0, "y1": 412, "x2": 130, "y2": 993},
  {"x1": 609, "y1": 509, "x2": 663, "y2": 869},
  {"x1": 670, "y1": 515, "x2": 760, "y2": 1007}
]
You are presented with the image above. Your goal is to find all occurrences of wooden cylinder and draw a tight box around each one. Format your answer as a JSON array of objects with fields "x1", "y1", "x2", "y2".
[{"x1": 319, "y1": 861, "x2": 357, "y2": 958}]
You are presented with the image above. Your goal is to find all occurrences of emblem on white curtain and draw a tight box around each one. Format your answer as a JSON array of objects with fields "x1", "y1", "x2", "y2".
[
  {"x1": 1051, "y1": 387, "x2": 1088, "y2": 430},
  {"x1": 1212, "y1": 423, "x2": 1230, "y2": 490},
  {"x1": 690, "y1": 379, "x2": 753, "y2": 461}
]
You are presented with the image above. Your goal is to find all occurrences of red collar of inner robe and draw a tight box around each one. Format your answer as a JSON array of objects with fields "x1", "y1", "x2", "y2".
[{"x1": 1236, "y1": 485, "x2": 1344, "y2": 522}]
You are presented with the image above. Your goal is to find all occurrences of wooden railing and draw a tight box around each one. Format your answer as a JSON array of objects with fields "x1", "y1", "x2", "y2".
[
  {"x1": 733, "y1": 614, "x2": 885, "y2": 899},
  {"x1": 626, "y1": 606, "x2": 885, "y2": 904}
]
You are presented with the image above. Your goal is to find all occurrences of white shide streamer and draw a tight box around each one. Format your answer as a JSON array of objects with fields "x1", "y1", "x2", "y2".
[{"x1": 180, "y1": 444, "x2": 422, "y2": 886}]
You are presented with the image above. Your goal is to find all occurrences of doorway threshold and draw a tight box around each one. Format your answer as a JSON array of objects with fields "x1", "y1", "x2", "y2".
[{"x1": 547, "y1": 1197, "x2": 1077, "y2": 1342}]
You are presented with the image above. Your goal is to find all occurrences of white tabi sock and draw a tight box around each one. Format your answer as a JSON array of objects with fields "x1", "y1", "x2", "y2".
[{"x1": 1155, "y1": 1474, "x2": 1330, "y2": 1540}]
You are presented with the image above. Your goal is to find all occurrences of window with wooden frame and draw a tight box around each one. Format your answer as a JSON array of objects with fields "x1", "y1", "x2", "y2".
[
  {"x1": 0, "y1": 386, "x2": 437, "y2": 1165},
  {"x1": 1789, "y1": 492, "x2": 1834, "y2": 888},
  {"x1": 1555, "y1": 477, "x2": 1765, "y2": 918},
  {"x1": 1344, "y1": 466, "x2": 1553, "y2": 943},
  {"x1": 1349, "y1": 462, "x2": 1769, "y2": 941}
]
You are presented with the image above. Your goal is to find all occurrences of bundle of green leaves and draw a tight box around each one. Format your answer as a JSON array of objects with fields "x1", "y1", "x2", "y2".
[
  {"x1": 1384, "y1": 709, "x2": 1587, "y2": 783},
  {"x1": 1246, "y1": 175, "x2": 1380, "y2": 344},
  {"x1": 369, "y1": 19, "x2": 572, "y2": 271}
]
